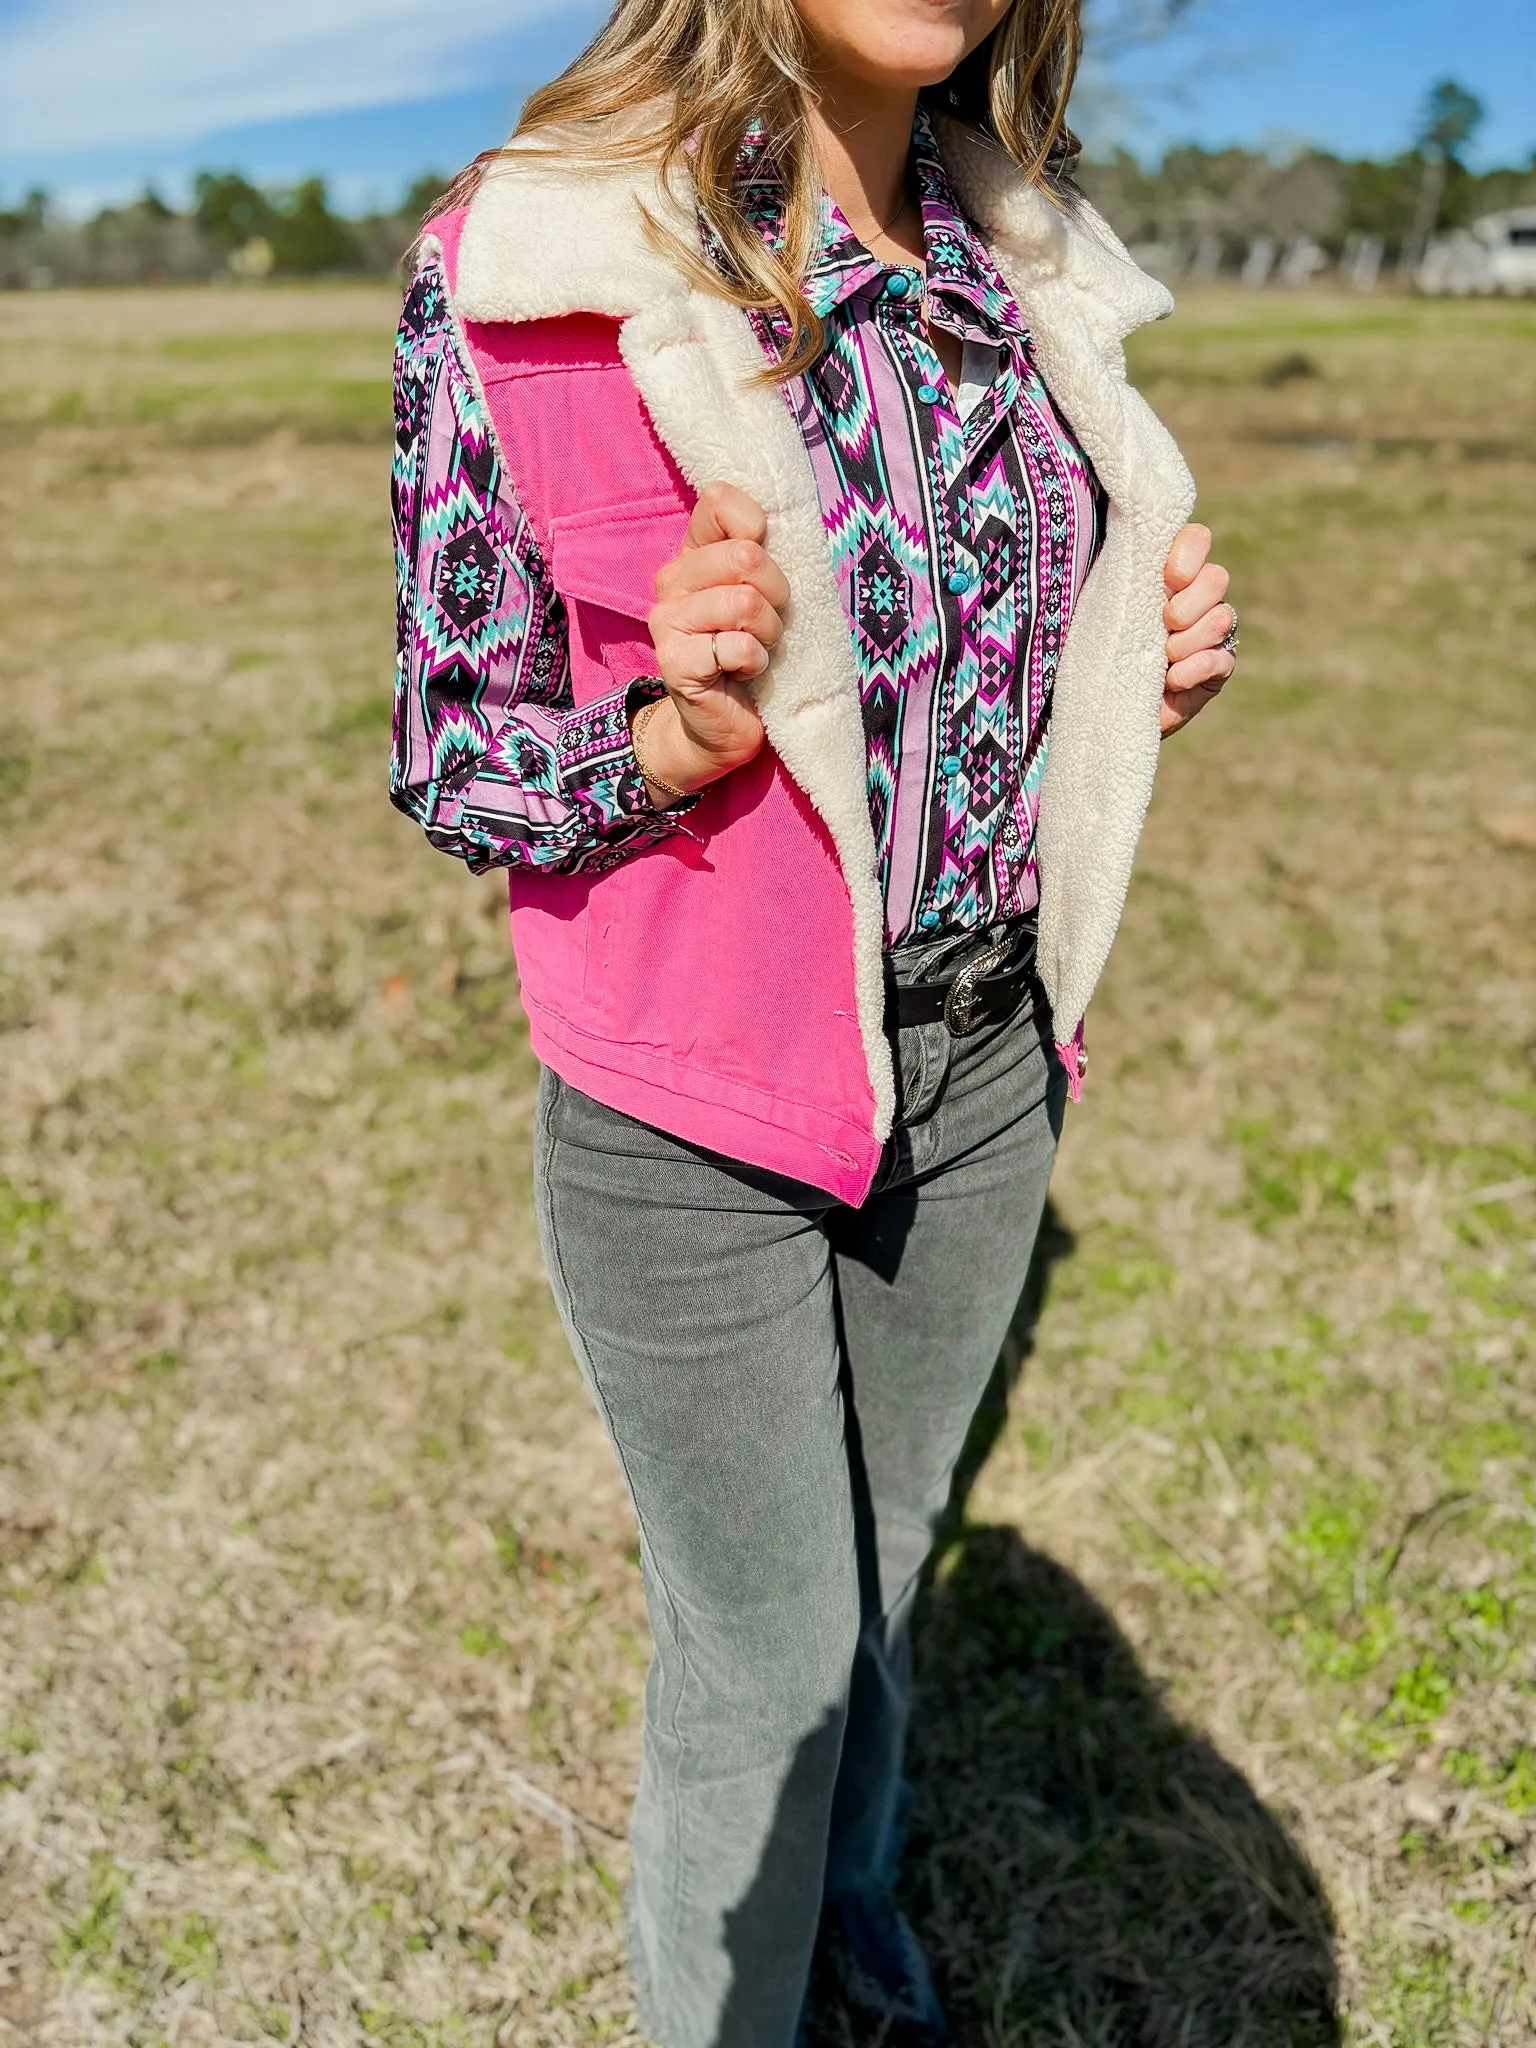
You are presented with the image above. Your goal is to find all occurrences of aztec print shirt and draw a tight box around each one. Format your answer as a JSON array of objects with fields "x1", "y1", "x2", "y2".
[
  {"x1": 732, "y1": 110, "x2": 1104, "y2": 940},
  {"x1": 390, "y1": 111, "x2": 1104, "y2": 939},
  {"x1": 391, "y1": 261, "x2": 678, "y2": 876}
]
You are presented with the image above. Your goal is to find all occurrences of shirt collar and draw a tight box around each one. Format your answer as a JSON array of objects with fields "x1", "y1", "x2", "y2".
[
  {"x1": 909, "y1": 111, "x2": 1024, "y2": 338},
  {"x1": 726, "y1": 107, "x2": 1025, "y2": 339}
]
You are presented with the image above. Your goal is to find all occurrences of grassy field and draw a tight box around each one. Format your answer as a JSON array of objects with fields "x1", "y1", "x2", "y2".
[{"x1": 0, "y1": 280, "x2": 1532, "y2": 2048}]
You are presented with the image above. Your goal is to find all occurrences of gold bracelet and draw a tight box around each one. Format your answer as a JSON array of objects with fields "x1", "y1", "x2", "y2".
[{"x1": 630, "y1": 697, "x2": 691, "y2": 805}]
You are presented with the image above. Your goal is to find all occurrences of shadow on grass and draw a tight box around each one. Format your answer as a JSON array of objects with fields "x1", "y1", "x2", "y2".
[{"x1": 896, "y1": 1200, "x2": 1341, "y2": 2048}]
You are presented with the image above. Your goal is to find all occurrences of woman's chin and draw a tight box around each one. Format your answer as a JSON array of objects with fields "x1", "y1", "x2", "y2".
[
  {"x1": 830, "y1": 45, "x2": 972, "y2": 94},
  {"x1": 804, "y1": 3, "x2": 976, "y2": 95}
]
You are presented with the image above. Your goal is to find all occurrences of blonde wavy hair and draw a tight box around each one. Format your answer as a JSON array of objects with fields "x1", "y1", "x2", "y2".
[{"x1": 439, "y1": 0, "x2": 1083, "y2": 378}]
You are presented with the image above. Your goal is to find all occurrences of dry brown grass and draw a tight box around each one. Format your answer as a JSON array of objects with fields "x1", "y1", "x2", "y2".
[{"x1": 0, "y1": 284, "x2": 1532, "y2": 2047}]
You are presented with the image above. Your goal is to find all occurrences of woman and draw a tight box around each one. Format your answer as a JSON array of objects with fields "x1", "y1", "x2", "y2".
[{"x1": 391, "y1": 1, "x2": 1236, "y2": 2041}]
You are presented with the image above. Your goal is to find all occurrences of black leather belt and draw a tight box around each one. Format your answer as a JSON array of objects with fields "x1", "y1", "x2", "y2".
[{"x1": 889, "y1": 923, "x2": 1039, "y2": 1037}]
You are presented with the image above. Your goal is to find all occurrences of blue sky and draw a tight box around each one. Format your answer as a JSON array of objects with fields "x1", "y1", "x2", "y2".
[
  {"x1": 1101, "y1": 0, "x2": 1534, "y2": 167},
  {"x1": 0, "y1": 0, "x2": 1531, "y2": 216}
]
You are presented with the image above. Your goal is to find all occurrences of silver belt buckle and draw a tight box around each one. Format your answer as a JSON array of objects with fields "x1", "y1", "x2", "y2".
[{"x1": 942, "y1": 930, "x2": 1019, "y2": 1037}]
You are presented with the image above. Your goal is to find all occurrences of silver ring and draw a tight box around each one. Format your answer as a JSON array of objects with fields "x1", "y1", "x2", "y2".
[{"x1": 1221, "y1": 605, "x2": 1240, "y2": 657}]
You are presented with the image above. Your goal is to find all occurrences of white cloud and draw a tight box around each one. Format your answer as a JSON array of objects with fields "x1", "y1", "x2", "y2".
[{"x1": 0, "y1": 0, "x2": 571, "y2": 156}]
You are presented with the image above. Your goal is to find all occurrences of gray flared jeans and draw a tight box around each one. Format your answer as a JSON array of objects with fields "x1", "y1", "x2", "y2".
[{"x1": 533, "y1": 929, "x2": 1066, "y2": 2047}]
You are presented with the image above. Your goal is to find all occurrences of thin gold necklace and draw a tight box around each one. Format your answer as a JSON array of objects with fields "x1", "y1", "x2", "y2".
[{"x1": 855, "y1": 185, "x2": 918, "y2": 261}]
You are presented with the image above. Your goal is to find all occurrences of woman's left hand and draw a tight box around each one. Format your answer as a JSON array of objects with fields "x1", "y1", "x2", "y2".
[{"x1": 1161, "y1": 523, "x2": 1237, "y2": 736}]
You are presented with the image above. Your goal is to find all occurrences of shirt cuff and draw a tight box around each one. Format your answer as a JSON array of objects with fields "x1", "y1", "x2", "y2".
[{"x1": 554, "y1": 678, "x2": 700, "y2": 834}]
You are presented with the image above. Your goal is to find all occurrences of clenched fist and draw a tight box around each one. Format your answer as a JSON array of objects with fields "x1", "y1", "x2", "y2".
[
  {"x1": 1161, "y1": 523, "x2": 1238, "y2": 736},
  {"x1": 631, "y1": 482, "x2": 786, "y2": 803}
]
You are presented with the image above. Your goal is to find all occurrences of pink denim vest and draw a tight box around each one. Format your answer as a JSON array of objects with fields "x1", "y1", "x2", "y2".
[{"x1": 433, "y1": 208, "x2": 883, "y2": 1203}]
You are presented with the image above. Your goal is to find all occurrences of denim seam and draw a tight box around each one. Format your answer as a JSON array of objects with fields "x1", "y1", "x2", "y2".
[{"x1": 534, "y1": 1076, "x2": 693, "y2": 2025}]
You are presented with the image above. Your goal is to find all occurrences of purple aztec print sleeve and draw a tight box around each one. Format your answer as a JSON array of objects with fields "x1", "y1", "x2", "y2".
[{"x1": 390, "y1": 257, "x2": 692, "y2": 875}]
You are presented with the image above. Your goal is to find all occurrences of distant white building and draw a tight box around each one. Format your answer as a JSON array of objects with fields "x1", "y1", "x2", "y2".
[
  {"x1": 1418, "y1": 207, "x2": 1536, "y2": 295},
  {"x1": 1278, "y1": 236, "x2": 1328, "y2": 287}
]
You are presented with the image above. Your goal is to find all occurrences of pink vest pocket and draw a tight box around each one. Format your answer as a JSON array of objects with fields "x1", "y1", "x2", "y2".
[{"x1": 548, "y1": 495, "x2": 691, "y2": 704}]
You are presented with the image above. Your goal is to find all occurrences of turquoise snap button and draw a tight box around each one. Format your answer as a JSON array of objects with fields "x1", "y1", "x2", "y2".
[
  {"x1": 919, "y1": 909, "x2": 940, "y2": 930},
  {"x1": 942, "y1": 754, "x2": 961, "y2": 775},
  {"x1": 917, "y1": 383, "x2": 941, "y2": 404},
  {"x1": 884, "y1": 271, "x2": 913, "y2": 299},
  {"x1": 947, "y1": 568, "x2": 974, "y2": 595}
]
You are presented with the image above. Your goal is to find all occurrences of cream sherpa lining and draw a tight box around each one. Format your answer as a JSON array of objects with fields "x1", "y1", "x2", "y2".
[{"x1": 450, "y1": 122, "x2": 1197, "y2": 1138}]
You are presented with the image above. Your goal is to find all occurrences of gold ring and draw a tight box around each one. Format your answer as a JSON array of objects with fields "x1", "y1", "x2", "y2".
[{"x1": 709, "y1": 631, "x2": 723, "y2": 678}]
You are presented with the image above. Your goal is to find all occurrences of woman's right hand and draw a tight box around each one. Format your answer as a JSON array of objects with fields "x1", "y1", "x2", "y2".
[{"x1": 633, "y1": 482, "x2": 787, "y2": 800}]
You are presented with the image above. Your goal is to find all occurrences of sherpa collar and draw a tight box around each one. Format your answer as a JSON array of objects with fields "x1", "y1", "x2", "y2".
[{"x1": 453, "y1": 114, "x2": 1172, "y2": 346}]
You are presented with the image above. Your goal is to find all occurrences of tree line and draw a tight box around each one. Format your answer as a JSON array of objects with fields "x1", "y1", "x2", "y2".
[
  {"x1": 1078, "y1": 81, "x2": 1533, "y2": 272},
  {"x1": 1, "y1": 79, "x2": 1530, "y2": 291},
  {"x1": 0, "y1": 171, "x2": 448, "y2": 290}
]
